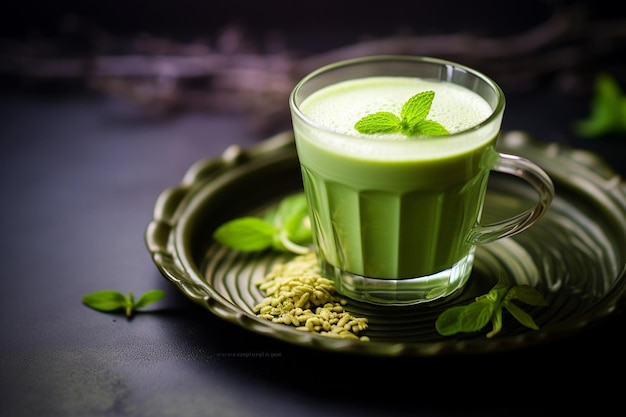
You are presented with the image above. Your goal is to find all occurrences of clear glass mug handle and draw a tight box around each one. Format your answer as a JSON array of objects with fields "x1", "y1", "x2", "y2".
[{"x1": 472, "y1": 153, "x2": 555, "y2": 245}]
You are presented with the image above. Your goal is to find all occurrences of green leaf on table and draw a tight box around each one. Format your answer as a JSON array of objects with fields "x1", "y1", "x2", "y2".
[
  {"x1": 134, "y1": 289, "x2": 168, "y2": 309},
  {"x1": 82, "y1": 289, "x2": 166, "y2": 318},
  {"x1": 82, "y1": 290, "x2": 127, "y2": 312}
]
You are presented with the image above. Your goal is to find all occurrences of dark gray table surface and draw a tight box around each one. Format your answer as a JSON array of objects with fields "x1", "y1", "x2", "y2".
[{"x1": 1, "y1": 82, "x2": 625, "y2": 417}]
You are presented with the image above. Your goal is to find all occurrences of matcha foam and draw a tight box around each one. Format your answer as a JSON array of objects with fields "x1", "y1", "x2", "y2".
[{"x1": 298, "y1": 76, "x2": 496, "y2": 160}]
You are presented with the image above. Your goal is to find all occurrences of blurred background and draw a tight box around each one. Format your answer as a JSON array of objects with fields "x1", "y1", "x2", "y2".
[{"x1": 1, "y1": 0, "x2": 624, "y2": 136}]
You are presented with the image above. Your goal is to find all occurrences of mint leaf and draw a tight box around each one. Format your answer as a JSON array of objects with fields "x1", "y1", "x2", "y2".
[
  {"x1": 354, "y1": 90, "x2": 449, "y2": 137},
  {"x1": 457, "y1": 298, "x2": 494, "y2": 332},
  {"x1": 83, "y1": 289, "x2": 167, "y2": 318},
  {"x1": 434, "y1": 305, "x2": 465, "y2": 336},
  {"x1": 354, "y1": 112, "x2": 401, "y2": 134},
  {"x1": 134, "y1": 289, "x2": 167, "y2": 309},
  {"x1": 410, "y1": 120, "x2": 450, "y2": 136},
  {"x1": 574, "y1": 73, "x2": 626, "y2": 138},
  {"x1": 214, "y1": 193, "x2": 312, "y2": 254},
  {"x1": 436, "y1": 298, "x2": 496, "y2": 336},
  {"x1": 82, "y1": 290, "x2": 127, "y2": 312},
  {"x1": 435, "y1": 271, "x2": 547, "y2": 338},
  {"x1": 400, "y1": 90, "x2": 434, "y2": 128},
  {"x1": 503, "y1": 300, "x2": 540, "y2": 331},
  {"x1": 213, "y1": 217, "x2": 278, "y2": 252},
  {"x1": 505, "y1": 285, "x2": 548, "y2": 306},
  {"x1": 271, "y1": 193, "x2": 311, "y2": 246}
]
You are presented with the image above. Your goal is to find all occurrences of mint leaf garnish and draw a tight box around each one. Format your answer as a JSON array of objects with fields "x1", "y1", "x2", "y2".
[
  {"x1": 409, "y1": 120, "x2": 451, "y2": 136},
  {"x1": 213, "y1": 193, "x2": 312, "y2": 254},
  {"x1": 354, "y1": 112, "x2": 401, "y2": 134},
  {"x1": 354, "y1": 91, "x2": 449, "y2": 137},
  {"x1": 82, "y1": 289, "x2": 166, "y2": 318},
  {"x1": 435, "y1": 272, "x2": 547, "y2": 338},
  {"x1": 401, "y1": 90, "x2": 435, "y2": 129}
]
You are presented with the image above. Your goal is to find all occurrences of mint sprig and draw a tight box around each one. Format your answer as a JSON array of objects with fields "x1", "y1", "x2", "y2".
[
  {"x1": 354, "y1": 91, "x2": 449, "y2": 137},
  {"x1": 435, "y1": 272, "x2": 547, "y2": 338},
  {"x1": 213, "y1": 193, "x2": 312, "y2": 254},
  {"x1": 82, "y1": 289, "x2": 167, "y2": 318}
]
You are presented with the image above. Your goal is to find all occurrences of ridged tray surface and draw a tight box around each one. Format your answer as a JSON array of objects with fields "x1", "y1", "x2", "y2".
[{"x1": 146, "y1": 131, "x2": 626, "y2": 356}]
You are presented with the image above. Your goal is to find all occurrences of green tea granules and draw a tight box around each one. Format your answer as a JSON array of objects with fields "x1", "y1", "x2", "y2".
[{"x1": 253, "y1": 252, "x2": 369, "y2": 341}]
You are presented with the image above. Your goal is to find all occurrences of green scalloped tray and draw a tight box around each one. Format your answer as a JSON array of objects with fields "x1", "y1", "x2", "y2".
[{"x1": 145, "y1": 131, "x2": 626, "y2": 356}]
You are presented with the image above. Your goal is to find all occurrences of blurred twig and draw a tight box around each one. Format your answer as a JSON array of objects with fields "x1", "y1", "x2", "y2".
[{"x1": 1, "y1": 5, "x2": 624, "y2": 134}]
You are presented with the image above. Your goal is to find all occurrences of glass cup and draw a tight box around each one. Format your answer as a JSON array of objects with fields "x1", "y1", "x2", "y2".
[{"x1": 289, "y1": 55, "x2": 554, "y2": 305}]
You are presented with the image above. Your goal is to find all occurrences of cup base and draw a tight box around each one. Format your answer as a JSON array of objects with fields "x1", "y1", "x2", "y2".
[{"x1": 321, "y1": 250, "x2": 475, "y2": 305}]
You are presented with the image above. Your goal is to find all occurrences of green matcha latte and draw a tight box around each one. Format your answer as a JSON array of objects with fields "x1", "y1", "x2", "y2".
[{"x1": 289, "y1": 58, "x2": 509, "y2": 304}]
